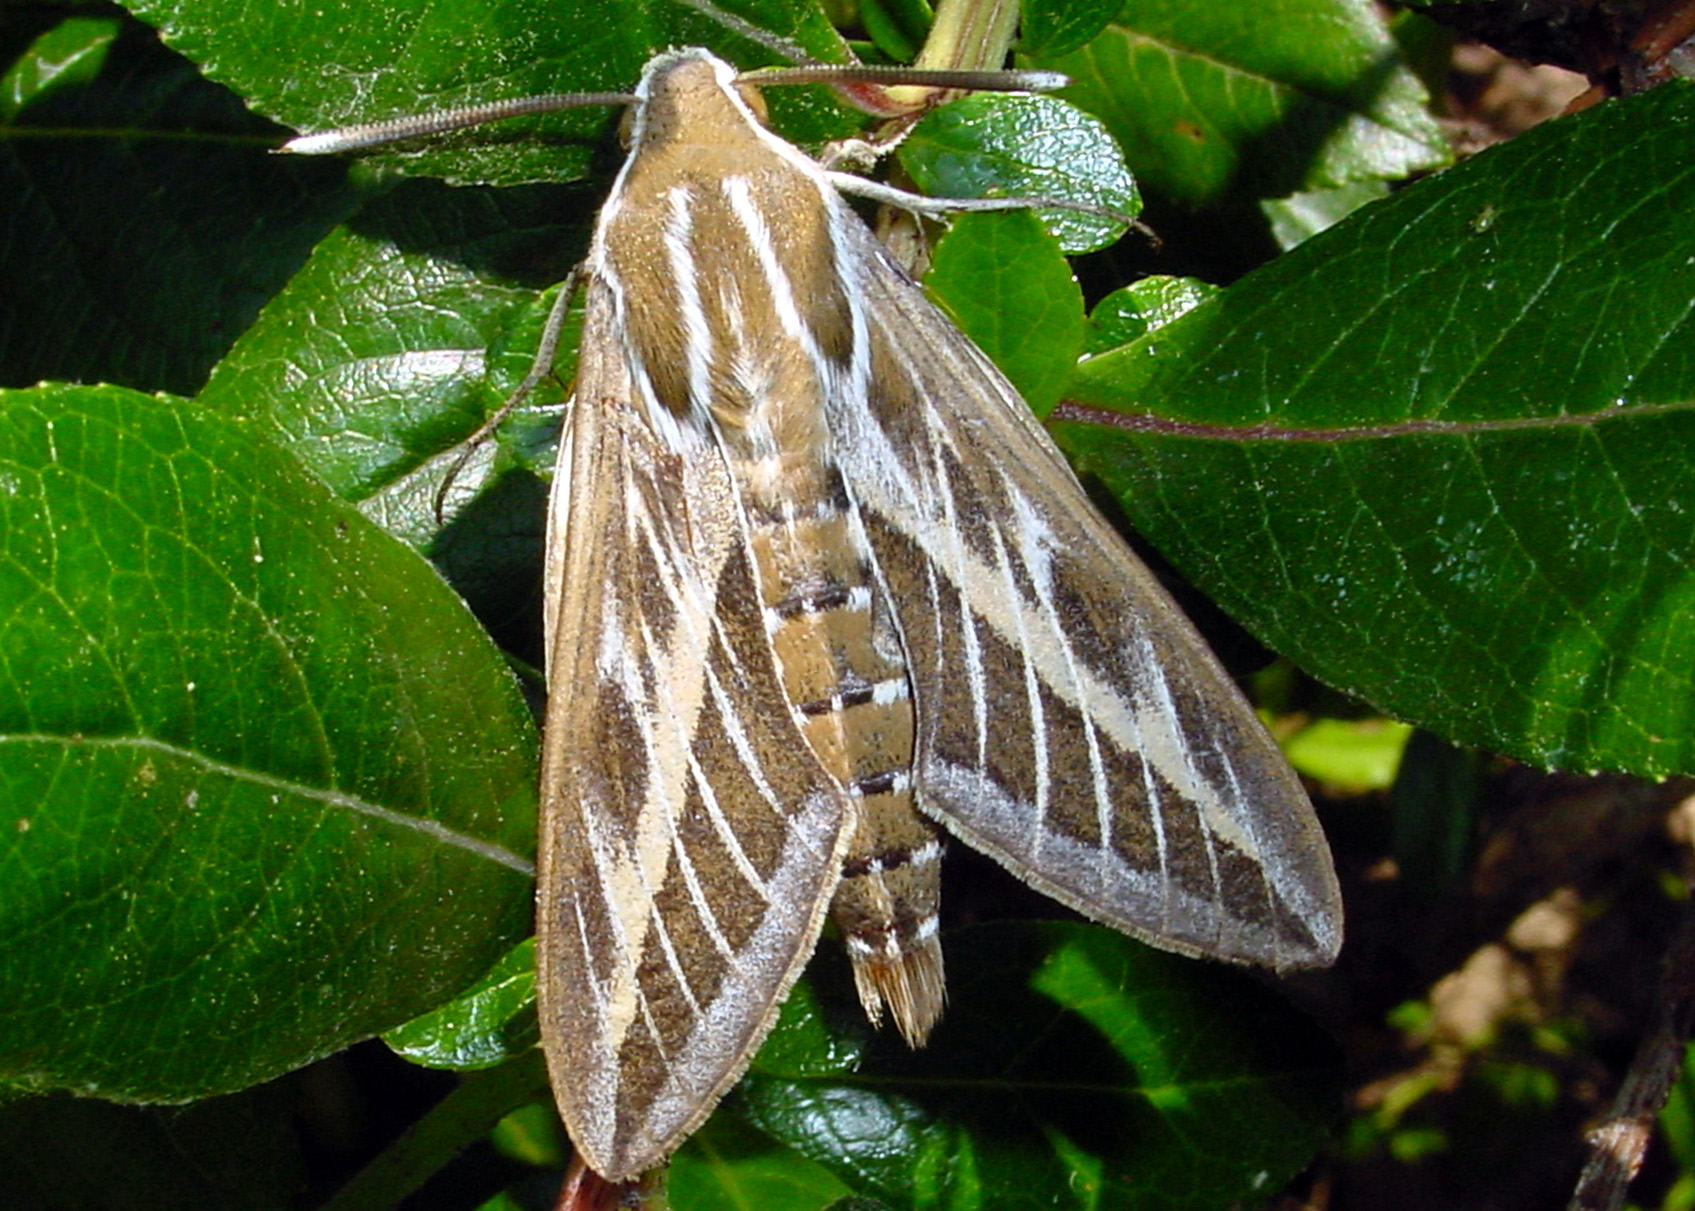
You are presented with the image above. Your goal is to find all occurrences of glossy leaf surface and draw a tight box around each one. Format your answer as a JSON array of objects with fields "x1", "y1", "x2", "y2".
[
  {"x1": 1058, "y1": 83, "x2": 1695, "y2": 775},
  {"x1": 0, "y1": 384, "x2": 535, "y2": 1099},
  {"x1": 739, "y1": 923, "x2": 1340, "y2": 1211}
]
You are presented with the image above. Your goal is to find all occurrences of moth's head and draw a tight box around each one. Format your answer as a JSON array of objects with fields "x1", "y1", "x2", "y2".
[{"x1": 621, "y1": 48, "x2": 769, "y2": 152}]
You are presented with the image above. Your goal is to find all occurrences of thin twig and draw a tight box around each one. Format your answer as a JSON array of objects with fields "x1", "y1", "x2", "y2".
[{"x1": 1568, "y1": 892, "x2": 1695, "y2": 1210}]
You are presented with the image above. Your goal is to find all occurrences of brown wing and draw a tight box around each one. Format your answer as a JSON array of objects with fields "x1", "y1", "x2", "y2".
[
  {"x1": 536, "y1": 279, "x2": 854, "y2": 1180},
  {"x1": 829, "y1": 224, "x2": 1341, "y2": 971}
]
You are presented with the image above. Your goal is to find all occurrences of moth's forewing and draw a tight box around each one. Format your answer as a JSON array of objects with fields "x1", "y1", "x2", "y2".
[
  {"x1": 834, "y1": 220, "x2": 1341, "y2": 969},
  {"x1": 537, "y1": 277, "x2": 854, "y2": 1180}
]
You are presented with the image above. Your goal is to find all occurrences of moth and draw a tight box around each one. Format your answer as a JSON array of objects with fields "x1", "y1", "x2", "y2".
[{"x1": 292, "y1": 45, "x2": 1341, "y2": 1185}]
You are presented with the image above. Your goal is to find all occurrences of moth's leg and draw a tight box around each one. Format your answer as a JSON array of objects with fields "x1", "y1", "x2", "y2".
[
  {"x1": 434, "y1": 263, "x2": 585, "y2": 519},
  {"x1": 818, "y1": 111, "x2": 924, "y2": 171},
  {"x1": 825, "y1": 171, "x2": 1137, "y2": 228}
]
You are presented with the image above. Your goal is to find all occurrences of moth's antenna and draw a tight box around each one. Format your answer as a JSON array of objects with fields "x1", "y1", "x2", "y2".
[
  {"x1": 740, "y1": 63, "x2": 1067, "y2": 95},
  {"x1": 282, "y1": 90, "x2": 636, "y2": 156}
]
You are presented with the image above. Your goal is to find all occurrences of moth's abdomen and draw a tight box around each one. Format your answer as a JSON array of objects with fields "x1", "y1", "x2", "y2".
[
  {"x1": 611, "y1": 152, "x2": 952, "y2": 1045},
  {"x1": 745, "y1": 482, "x2": 945, "y2": 1046}
]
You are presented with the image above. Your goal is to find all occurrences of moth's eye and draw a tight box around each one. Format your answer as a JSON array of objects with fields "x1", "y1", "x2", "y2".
[
  {"x1": 617, "y1": 102, "x2": 637, "y2": 148},
  {"x1": 736, "y1": 82, "x2": 770, "y2": 126}
]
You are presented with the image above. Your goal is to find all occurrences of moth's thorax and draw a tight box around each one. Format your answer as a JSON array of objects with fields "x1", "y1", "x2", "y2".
[
  {"x1": 597, "y1": 50, "x2": 858, "y2": 474},
  {"x1": 625, "y1": 53, "x2": 770, "y2": 157},
  {"x1": 600, "y1": 186, "x2": 847, "y2": 474}
]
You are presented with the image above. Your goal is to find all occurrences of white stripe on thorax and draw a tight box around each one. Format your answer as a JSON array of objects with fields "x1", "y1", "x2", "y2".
[
  {"x1": 721, "y1": 175, "x2": 846, "y2": 403},
  {"x1": 664, "y1": 186, "x2": 714, "y2": 432}
]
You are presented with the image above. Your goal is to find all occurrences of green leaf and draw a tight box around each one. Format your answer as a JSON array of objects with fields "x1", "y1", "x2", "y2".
[
  {"x1": 385, "y1": 939, "x2": 539, "y2": 1071},
  {"x1": 1085, "y1": 277, "x2": 1220, "y2": 352},
  {"x1": 900, "y1": 92, "x2": 1138, "y2": 253},
  {"x1": 0, "y1": 14, "x2": 121, "y2": 120},
  {"x1": 857, "y1": 0, "x2": 933, "y2": 63},
  {"x1": 200, "y1": 177, "x2": 587, "y2": 507},
  {"x1": 0, "y1": 384, "x2": 536, "y2": 1101},
  {"x1": 0, "y1": 11, "x2": 360, "y2": 396},
  {"x1": 925, "y1": 210, "x2": 1084, "y2": 417},
  {"x1": 1029, "y1": 0, "x2": 1450, "y2": 207},
  {"x1": 121, "y1": 0, "x2": 857, "y2": 184},
  {"x1": 1389, "y1": 730, "x2": 1483, "y2": 903},
  {"x1": 1020, "y1": 0, "x2": 1121, "y2": 58},
  {"x1": 489, "y1": 1099, "x2": 570, "y2": 1168},
  {"x1": 1661, "y1": 1046, "x2": 1695, "y2": 1177},
  {"x1": 1262, "y1": 179, "x2": 1391, "y2": 249},
  {"x1": 670, "y1": 1115, "x2": 855, "y2": 1211},
  {"x1": 1283, "y1": 717, "x2": 1414, "y2": 790},
  {"x1": 1057, "y1": 83, "x2": 1695, "y2": 776},
  {"x1": 740, "y1": 923, "x2": 1340, "y2": 1211}
]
